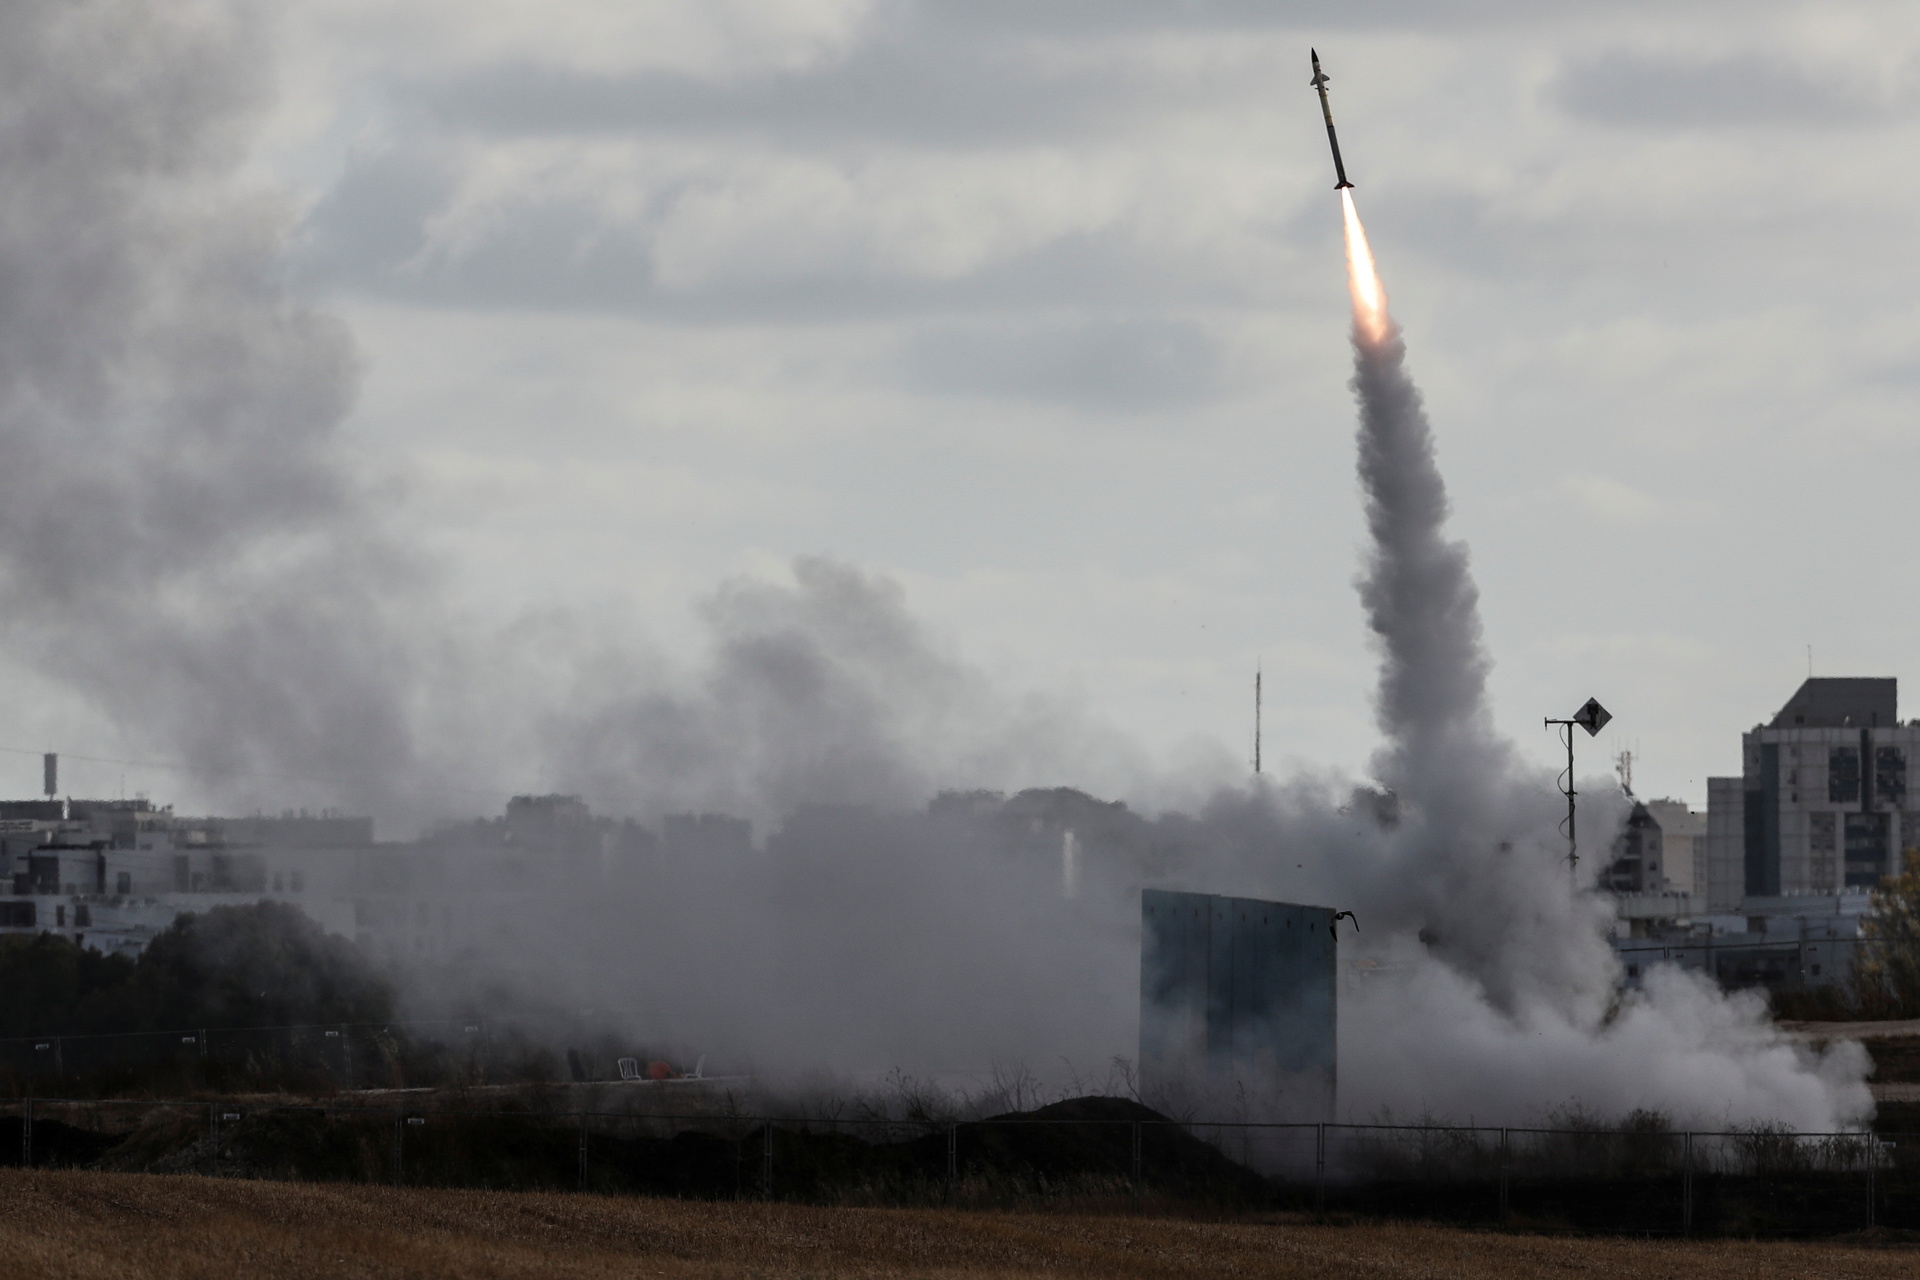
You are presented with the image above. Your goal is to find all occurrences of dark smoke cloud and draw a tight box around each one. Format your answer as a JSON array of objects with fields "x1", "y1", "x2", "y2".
[
  {"x1": 537, "y1": 557, "x2": 1152, "y2": 826},
  {"x1": 0, "y1": 0, "x2": 424, "y2": 812}
]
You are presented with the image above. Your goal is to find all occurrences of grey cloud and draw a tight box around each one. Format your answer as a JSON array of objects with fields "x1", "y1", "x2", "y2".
[
  {"x1": 411, "y1": 2, "x2": 1621, "y2": 154},
  {"x1": 299, "y1": 149, "x2": 1287, "y2": 320},
  {"x1": 914, "y1": 0, "x2": 1614, "y2": 38},
  {"x1": 297, "y1": 146, "x2": 447, "y2": 282},
  {"x1": 1555, "y1": 52, "x2": 1892, "y2": 129},
  {"x1": 897, "y1": 317, "x2": 1225, "y2": 410},
  {"x1": 417, "y1": 40, "x2": 1177, "y2": 151},
  {"x1": 307, "y1": 176, "x2": 660, "y2": 312}
]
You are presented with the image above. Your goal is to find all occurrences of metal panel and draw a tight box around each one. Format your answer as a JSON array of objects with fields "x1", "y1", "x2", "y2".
[
  {"x1": 1139, "y1": 889, "x2": 1208, "y2": 1081},
  {"x1": 1140, "y1": 889, "x2": 1336, "y2": 1117}
]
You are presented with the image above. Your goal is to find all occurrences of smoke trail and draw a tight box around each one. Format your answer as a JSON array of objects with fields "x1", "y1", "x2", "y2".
[
  {"x1": 1346, "y1": 191, "x2": 1502, "y2": 803},
  {"x1": 1326, "y1": 192, "x2": 1869, "y2": 1126},
  {"x1": 1335, "y1": 190, "x2": 1610, "y2": 1012}
]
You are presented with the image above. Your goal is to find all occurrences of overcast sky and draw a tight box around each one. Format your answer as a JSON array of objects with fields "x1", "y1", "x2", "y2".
[{"x1": 26, "y1": 0, "x2": 1918, "y2": 813}]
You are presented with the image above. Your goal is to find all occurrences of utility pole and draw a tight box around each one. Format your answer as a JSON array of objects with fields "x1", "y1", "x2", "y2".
[
  {"x1": 1544, "y1": 697, "x2": 1612, "y2": 884},
  {"x1": 1253, "y1": 663, "x2": 1263, "y2": 776}
]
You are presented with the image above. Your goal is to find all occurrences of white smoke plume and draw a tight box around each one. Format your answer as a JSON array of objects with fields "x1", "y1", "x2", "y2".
[{"x1": 1319, "y1": 194, "x2": 1868, "y2": 1128}]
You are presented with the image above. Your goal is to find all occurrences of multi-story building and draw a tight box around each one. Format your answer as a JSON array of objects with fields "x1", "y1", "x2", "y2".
[
  {"x1": 1643, "y1": 798, "x2": 1705, "y2": 897},
  {"x1": 1704, "y1": 677, "x2": 1917, "y2": 910},
  {"x1": 1604, "y1": 802, "x2": 1671, "y2": 896},
  {"x1": 1615, "y1": 676, "x2": 1917, "y2": 994},
  {"x1": 1606, "y1": 679, "x2": 1915, "y2": 992},
  {"x1": 0, "y1": 798, "x2": 373, "y2": 955},
  {"x1": 1606, "y1": 797, "x2": 1708, "y2": 936},
  {"x1": 0, "y1": 788, "x2": 758, "y2": 962}
]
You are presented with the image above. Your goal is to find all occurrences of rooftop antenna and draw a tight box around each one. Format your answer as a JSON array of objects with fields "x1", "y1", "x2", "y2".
[
  {"x1": 1614, "y1": 749, "x2": 1634, "y2": 798},
  {"x1": 1544, "y1": 698, "x2": 1611, "y2": 885},
  {"x1": 42, "y1": 752, "x2": 56, "y2": 800},
  {"x1": 1253, "y1": 662, "x2": 1263, "y2": 775}
]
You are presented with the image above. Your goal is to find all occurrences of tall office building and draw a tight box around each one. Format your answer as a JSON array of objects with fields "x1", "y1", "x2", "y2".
[{"x1": 1705, "y1": 678, "x2": 1920, "y2": 909}]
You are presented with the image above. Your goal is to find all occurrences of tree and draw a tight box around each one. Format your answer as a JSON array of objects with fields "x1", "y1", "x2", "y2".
[
  {"x1": 0, "y1": 902, "x2": 393, "y2": 1036},
  {"x1": 0, "y1": 933, "x2": 138, "y2": 1037},
  {"x1": 1850, "y1": 864, "x2": 1920, "y2": 1018},
  {"x1": 130, "y1": 901, "x2": 395, "y2": 1030}
]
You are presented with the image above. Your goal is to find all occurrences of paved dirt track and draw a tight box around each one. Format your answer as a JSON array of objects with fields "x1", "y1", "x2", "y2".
[{"x1": 0, "y1": 1169, "x2": 1916, "y2": 1279}]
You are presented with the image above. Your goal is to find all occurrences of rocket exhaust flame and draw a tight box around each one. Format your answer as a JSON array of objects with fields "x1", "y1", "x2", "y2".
[{"x1": 1341, "y1": 189, "x2": 1389, "y2": 346}]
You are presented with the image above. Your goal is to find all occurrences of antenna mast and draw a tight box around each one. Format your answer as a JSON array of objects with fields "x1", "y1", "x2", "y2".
[{"x1": 1253, "y1": 664, "x2": 1263, "y2": 775}]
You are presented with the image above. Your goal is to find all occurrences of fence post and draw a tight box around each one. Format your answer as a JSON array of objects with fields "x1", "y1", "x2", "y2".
[
  {"x1": 393, "y1": 1113, "x2": 404, "y2": 1187},
  {"x1": 21, "y1": 1098, "x2": 31, "y2": 1169},
  {"x1": 761, "y1": 1121, "x2": 774, "y2": 1200},
  {"x1": 580, "y1": 1113, "x2": 590, "y2": 1193},
  {"x1": 1867, "y1": 1139, "x2": 1876, "y2": 1229},
  {"x1": 1315, "y1": 1123, "x2": 1326, "y2": 1214},
  {"x1": 1682, "y1": 1131, "x2": 1693, "y2": 1236},
  {"x1": 1498, "y1": 1128, "x2": 1509, "y2": 1221},
  {"x1": 209, "y1": 1105, "x2": 219, "y2": 1176},
  {"x1": 945, "y1": 1124, "x2": 957, "y2": 1202},
  {"x1": 1130, "y1": 1121, "x2": 1142, "y2": 1204}
]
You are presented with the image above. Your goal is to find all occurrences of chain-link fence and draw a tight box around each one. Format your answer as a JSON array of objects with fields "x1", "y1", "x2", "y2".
[
  {"x1": 0, "y1": 1097, "x2": 1910, "y2": 1236},
  {"x1": 1314, "y1": 1122, "x2": 1898, "y2": 1235},
  {"x1": 0, "y1": 1017, "x2": 619, "y2": 1095}
]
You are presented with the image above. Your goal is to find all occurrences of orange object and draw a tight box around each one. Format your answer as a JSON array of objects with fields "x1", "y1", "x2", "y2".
[{"x1": 646, "y1": 1060, "x2": 674, "y2": 1080}]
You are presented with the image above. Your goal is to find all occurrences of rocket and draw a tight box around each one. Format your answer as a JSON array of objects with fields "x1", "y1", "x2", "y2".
[{"x1": 1309, "y1": 49, "x2": 1354, "y2": 190}]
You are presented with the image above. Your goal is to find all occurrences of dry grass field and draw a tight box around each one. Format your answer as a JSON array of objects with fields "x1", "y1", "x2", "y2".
[{"x1": 0, "y1": 1169, "x2": 1914, "y2": 1280}]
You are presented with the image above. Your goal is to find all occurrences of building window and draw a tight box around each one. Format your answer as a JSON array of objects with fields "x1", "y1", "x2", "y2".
[
  {"x1": 73, "y1": 904, "x2": 90, "y2": 927},
  {"x1": 55, "y1": 905, "x2": 64, "y2": 927},
  {"x1": 1846, "y1": 811, "x2": 1891, "y2": 887},
  {"x1": 115, "y1": 871, "x2": 130, "y2": 895},
  {"x1": 1810, "y1": 811, "x2": 1839, "y2": 889},
  {"x1": 1830, "y1": 748, "x2": 1861, "y2": 803},
  {"x1": 1877, "y1": 747, "x2": 1908, "y2": 806}
]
